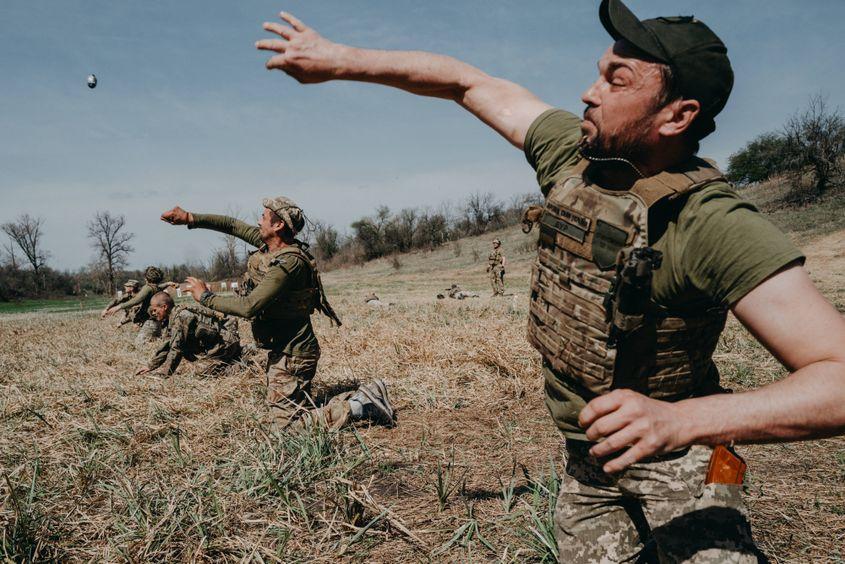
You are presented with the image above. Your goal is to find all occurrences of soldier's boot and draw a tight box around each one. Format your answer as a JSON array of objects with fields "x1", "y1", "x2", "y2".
[{"x1": 349, "y1": 379, "x2": 396, "y2": 427}]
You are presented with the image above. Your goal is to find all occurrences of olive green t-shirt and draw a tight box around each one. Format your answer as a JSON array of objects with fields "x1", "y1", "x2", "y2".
[
  {"x1": 190, "y1": 214, "x2": 320, "y2": 358},
  {"x1": 524, "y1": 109, "x2": 805, "y2": 438}
]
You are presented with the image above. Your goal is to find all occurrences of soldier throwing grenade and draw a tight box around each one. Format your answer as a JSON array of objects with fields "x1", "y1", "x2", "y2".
[{"x1": 160, "y1": 198, "x2": 395, "y2": 432}]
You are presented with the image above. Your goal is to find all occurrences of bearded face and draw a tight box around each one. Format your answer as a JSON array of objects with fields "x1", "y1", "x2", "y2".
[{"x1": 579, "y1": 41, "x2": 667, "y2": 164}]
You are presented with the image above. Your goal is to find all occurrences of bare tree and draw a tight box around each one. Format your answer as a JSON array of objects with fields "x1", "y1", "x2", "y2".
[
  {"x1": 2, "y1": 238, "x2": 17, "y2": 269},
  {"x1": 783, "y1": 94, "x2": 845, "y2": 200},
  {"x1": 87, "y1": 211, "x2": 135, "y2": 295},
  {"x1": 2, "y1": 214, "x2": 49, "y2": 289}
]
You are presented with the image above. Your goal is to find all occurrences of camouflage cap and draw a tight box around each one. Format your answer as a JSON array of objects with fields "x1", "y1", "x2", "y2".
[
  {"x1": 144, "y1": 266, "x2": 164, "y2": 283},
  {"x1": 492, "y1": 239, "x2": 501, "y2": 245},
  {"x1": 262, "y1": 196, "x2": 306, "y2": 236},
  {"x1": 124, "y1": 279, "x2": 140, "y2": 288}
]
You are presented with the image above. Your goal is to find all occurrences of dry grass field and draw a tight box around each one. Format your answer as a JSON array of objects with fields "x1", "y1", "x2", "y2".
[{"x1": 2, "y1": 221, "x2": 845, "y2": 562}]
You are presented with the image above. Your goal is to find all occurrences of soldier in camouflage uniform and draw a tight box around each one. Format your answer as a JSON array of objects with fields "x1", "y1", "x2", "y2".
[
  {"x1": 446, "y1": 283, "x2": 479, "y2": 300},
  {"x1": 487, "y1": 239, "x2": 506, "y2": 296},
  {"x1": 135, "y1": 292, "x2": 241, "y2": 377},
  {"x1": 101, "y1": 279, "x2": 140, "y2": 326},
  {"x1": 104, "y1": 266, "x2": 177, "y2": 345},
  {"x1": 161, "y1": 198, "x2": 396, "y2": 432},
  {"x1": 259, "y1": 3, "x2": 845, "y2": 561}
]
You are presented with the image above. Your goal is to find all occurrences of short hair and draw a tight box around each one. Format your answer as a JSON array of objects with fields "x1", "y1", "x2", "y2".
[{"x1": 151, "y1": 291, "x2": 174, "y2": 308}]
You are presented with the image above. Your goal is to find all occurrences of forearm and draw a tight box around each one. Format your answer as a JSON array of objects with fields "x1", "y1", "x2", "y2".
[
  {"x1": 330, "y1": 45, "x2": 482, "y2": 99},
  {"x1": 148, "y1": 347, "x2": 169, "y2": 371},
  {"x1": 201, "y1": 265, "x2": 289, "y2": 319},
  {"x1": 202, "y1": 293, "x2": 260, "y2": 319},
  {"x1": 188, "y1": 214, "x2": 263, "y2": 248},
  {"x1": 679, "y1": 360, "x2": 845, "y2": 445},
  {"x1": 118, "y1": 287, "x2": 150, "y2": 310},
  {"x1": 320, "y1": 46, "x2": 549, "y2": 147}
]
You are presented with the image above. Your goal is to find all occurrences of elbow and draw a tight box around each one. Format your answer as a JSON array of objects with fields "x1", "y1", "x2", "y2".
[{"x1": 243, "y1": 304, "x2": 263, "y2": 319}]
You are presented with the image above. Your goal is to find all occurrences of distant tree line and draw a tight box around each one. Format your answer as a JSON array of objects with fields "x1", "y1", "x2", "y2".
[
  {"x1": 727, "y1": 94, "x2": 844, "y2": 203},
  {"x1": 308, "y1": 191, "x2": 542, "y2": 267},
  {"x1": 1, "y1": 191, "x2": 541, "y2": 301}
]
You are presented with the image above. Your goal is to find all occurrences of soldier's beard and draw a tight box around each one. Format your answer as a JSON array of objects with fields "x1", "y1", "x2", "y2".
[{"x1": 579, "y1": 111, "x2": 654, "y2": 165}]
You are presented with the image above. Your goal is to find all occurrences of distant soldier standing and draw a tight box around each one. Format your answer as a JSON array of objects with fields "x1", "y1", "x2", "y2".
[
  {"x1": 487, "y1": 239, "x2": 506, "y2": 296},
  {"x1": 160, "y1": 199, "x2": 395, "y2": 431},
  {"x1": 135, "y1": 292, "x2": 241, "y2": 377}
]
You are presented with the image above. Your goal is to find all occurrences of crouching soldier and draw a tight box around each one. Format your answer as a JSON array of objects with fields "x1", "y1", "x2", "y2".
[
  {"x1": 160, "y1": 197, "x2": 396, "y2": 432},
  {"x1": 135, "y1": 292, "x2": 242, "y2": 377},
  {"x1": 101, "y1": 279, "x2": 141, "y2": 326},
  {"x1": 104, "y1": 266, "x2": 177, "y2": 345}
]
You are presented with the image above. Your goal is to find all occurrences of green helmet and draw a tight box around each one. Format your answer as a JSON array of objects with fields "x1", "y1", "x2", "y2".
[{"x1": 144, "y1": 266, "x2": 164, "y2": 284}]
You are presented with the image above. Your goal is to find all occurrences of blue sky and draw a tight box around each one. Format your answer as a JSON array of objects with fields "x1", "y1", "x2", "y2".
[{"x1": 1, "y1": 0, "x2": 843, "y2": 270}]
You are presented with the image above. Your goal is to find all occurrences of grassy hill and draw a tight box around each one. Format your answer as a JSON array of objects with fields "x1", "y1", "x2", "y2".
[{"x1": 1, "y1": 182, "x2": 843, "y2": 561}]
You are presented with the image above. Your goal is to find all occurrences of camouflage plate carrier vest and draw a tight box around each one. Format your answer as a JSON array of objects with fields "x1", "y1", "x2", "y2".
[
  {"x1": 528, "y1": 157, "x2": 728, "y2": 400},
  {"x1": 488, "y1": 249, "x2": 504, "y2": 269},
  {"x1": 240, "y1": 242, "x2": 341, "y2": 347},
  {"x1": 242, "y1": 245, "x2": 318, "y2": 318},
  {"x1": 170, "y1": 303, "x2": 239, "y2": 350}
]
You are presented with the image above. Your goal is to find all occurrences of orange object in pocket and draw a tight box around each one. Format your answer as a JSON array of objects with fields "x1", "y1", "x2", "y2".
[{"x1": 705, "y1": 445, "x2": 747, "y2": 485}]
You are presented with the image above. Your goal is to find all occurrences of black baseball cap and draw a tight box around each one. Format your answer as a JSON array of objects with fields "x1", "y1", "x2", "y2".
[{"x1": 599, "y1": 0, "x2": 733, "y2": 138}]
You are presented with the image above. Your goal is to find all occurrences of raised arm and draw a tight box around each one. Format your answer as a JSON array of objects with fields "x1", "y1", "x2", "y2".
[
  {"x1": 255, "y1": 12, "x2": 552, "y2": 149},
  {"x1": 161, "y1": 206, "x2": 263, "y2": 248}
]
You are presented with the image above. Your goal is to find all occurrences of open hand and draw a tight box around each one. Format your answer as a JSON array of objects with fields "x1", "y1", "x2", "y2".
[
  {"x1": 185, "y1": 276, "x2": 211, "y2": 302},
  {"x1": 256, "y1": 12, "x2": 342, "y2": 83},
  {"x1": 579, "y1": 389, "x2": 689, "y2": 474},
  {"x1": 103, "y1": 306, "x2": 120, "y2": 317},
  {"x1": 161, "y1": 206, "x2": 193, "y2": 225}
]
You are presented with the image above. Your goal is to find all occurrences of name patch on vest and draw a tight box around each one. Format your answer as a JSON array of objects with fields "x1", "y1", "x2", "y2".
[
  {"x1": 541, "y1": 204, "x2": 591, "y2": 244},
  {"x1": 592, "y1": 220, "x2": 630, "y2": 270}
]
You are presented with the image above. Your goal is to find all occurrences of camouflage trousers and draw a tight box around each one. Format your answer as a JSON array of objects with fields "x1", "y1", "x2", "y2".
[
  {"x1": 490, "y1": 266, "x2": 505, "y2": 295},
  {"x1": 556, "y1": 440, "x2": 763, "y2": 563},
  {"x1": 265, "y1": 351, "x2": 352, "y2": 432},
  {"x1": 134, "y1": 319, "x2": 161, "y2": 347},
  {"x1": 193, "y1": 341, "x2": 242, "y2": 377}
]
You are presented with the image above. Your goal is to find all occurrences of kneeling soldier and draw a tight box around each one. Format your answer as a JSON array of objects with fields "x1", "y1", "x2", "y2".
[
  {"x1": 160, "y1": 198, "x2": 395, "y2": 431},
  {"x1": 136, "y1": 292, "x2": 242, "y2": 377}
]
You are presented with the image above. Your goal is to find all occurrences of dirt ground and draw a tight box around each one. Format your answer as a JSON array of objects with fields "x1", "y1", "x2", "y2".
[{"x1": 1, "y1": 225, "x2": 844, "y2": 562}]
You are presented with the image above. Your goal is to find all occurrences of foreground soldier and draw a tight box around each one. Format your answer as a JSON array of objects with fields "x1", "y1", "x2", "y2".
[
  {"x1": 487, "y1": 239, "x2": 506, "y2": 296},
  {"x1": 135, "y1": 292, "x2": 241, "y2": 377},
  {"x1": 256, "y1": 2, "x2": 845, "y2": 561},
  {"x1": 160, "y1": 199, "x2": 395, "y2": 431},
  {"x1": 101, "y1": 279, "x2": 140, "y2": 326},
  {"x1": 104, "y1": 266, "x2": 176, "y2": 345}
]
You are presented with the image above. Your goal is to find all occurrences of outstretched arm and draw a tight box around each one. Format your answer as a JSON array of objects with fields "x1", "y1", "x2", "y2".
[
  {"x1": 161, "y1": 206, "x2": 263, "y2": 248},
  {"x1": 580, "y1": 264, "x2": 845, "y2": 473},
  {"x1": 256, "y1": 12, "x2": 552, "y2": 149}
]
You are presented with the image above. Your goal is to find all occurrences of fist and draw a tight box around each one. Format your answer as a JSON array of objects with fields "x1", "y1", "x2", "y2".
[
  {"x1": 256, "y1": 12, "x2": 342, "y2": 84},
  {"x1": 161, "y1": 206, "x2": 192, "y2": 226},
  {"x1": 185, "y1": 276, "x2": 211, "y2": 302}
]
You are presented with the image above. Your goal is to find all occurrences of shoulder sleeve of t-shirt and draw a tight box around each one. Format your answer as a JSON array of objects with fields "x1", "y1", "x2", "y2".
[
  {"x1": 523, "y1": 109, "x2": 583, "y2": 197},
  {"x1": 678, "y1": 183, "x2": 805, "y2": 306}
]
